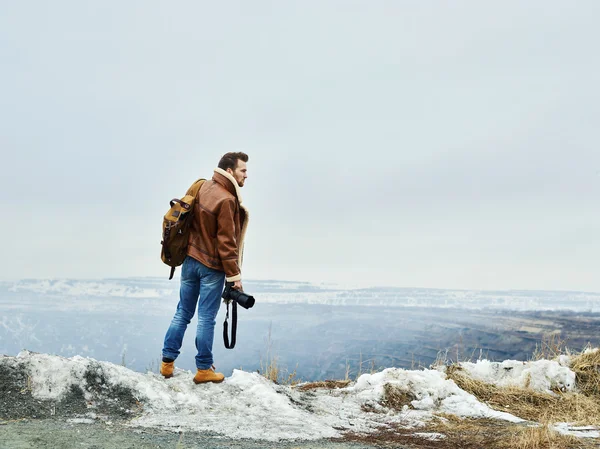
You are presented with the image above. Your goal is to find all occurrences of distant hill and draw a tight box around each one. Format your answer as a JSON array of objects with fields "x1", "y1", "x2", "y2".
[{"x1": 3, "y1": 277, "x2": 600, "y2": 311}]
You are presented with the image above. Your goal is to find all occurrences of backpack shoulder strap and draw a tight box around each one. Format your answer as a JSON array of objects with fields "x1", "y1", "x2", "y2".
[{"x1": 185, "y1": 178, "x2": 206, "y2": 197}]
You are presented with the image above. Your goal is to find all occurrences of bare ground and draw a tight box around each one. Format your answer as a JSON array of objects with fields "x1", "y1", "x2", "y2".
[{"x1": 0, "y1": 419, "x2": 402, "y2": 449}]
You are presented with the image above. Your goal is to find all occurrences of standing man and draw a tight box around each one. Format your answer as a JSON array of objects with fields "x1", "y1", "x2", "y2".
[{"x1": 161, "y1": 152, "x2": 249, "y2": 384}]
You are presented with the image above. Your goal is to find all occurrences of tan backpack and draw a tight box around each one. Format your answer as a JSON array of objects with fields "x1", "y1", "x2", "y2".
[{"x1": 160, "y1": 178, "x2": 205, "y2": 279}]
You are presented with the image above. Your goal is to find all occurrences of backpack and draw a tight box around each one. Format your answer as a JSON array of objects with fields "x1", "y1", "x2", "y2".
[{"x1": 160, "y1": 178, "x2": 206, "y2": 279}]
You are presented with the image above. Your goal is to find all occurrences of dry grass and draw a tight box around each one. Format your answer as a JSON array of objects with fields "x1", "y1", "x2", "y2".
[
  {"x1": 259, "y1": 355, "x2": 299, "y2": 385},
  {"x1": 340, "y1": 425, "x2": 439, "y2": 448},
  {"x1": 380, "y1": 382, "x2": 417, "y2": 411},
  {"x1": 259, "y1": 353, "x2": 279, "y2": 383},
  {"x1": 570, "y1": 348, "x2": 600, "y2": 397},
  {"x1": 424, "y1": 416, "x2": 516, "y2": 448},
  {"x1": 506, "y1": 424, "x2": 582, "y2": 449},
  {"x1": 258, "y1": 322, "x2": 299, "y2": 385},
  {"x1": 295, "y1": 380, "x2": 351, "y2": 391},
  {"x1": 446, "y1": 365, "x2": 600, "y2": 425},
  {"x1": 531, "y1": 332, "x2": 569, "y2": 361},
  {"x1": 426, "y1": 415, "x2": 590, "y2": 449},
  {"x1": 343, "y1": 417, "x2": 594, "y2": 449}
]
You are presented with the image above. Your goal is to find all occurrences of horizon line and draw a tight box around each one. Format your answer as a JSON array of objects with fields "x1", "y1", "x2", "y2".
[{"x1": 1, "y1": 276, "x2": 599, "y2": 296}]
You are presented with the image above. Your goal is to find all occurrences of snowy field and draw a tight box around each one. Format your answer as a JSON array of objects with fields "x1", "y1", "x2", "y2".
[
  {"x1": 2, "y1": 351, "x2": 598, "y2": 442},
  {"x1": 3, "y1": 277, "x2": 600, "y2": 311}
]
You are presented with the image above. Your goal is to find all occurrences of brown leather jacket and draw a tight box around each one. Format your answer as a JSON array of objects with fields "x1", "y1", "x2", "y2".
[{"x1": 187, "y1": 168, "x2": 249, "y2": 282}]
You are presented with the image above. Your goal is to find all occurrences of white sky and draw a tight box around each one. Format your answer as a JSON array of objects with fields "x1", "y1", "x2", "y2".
[{"x1": 1, "y1": 1, "x2": 599, "y2": 291}]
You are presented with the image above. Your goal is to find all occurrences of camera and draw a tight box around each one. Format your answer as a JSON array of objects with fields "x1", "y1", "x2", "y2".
[{"x1": 222, "y1": 282, "x2": 255, "y2": 309}]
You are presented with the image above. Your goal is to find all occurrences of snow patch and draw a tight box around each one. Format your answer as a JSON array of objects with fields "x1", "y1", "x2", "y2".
[
  {"x1": 354, "y1": 368, "x2": 523, "y2": 422},
  {"x1": 457, "y1": 359, "x2": 576, "y2": 393},
  {"x1": 413, "y1": 432, "x2": 445, "y2": 441},
  {"x1": 553, "y1": 423, "x2": 600, "y2": 438}
]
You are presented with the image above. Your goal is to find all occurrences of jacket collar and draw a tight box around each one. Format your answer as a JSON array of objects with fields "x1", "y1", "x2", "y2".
[{"x1": 213, "y1": 167, "x2": 243, "y2": 203}]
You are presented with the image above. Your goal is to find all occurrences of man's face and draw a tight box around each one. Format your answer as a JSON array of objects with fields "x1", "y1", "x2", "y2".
[{"x1": 228, "y1": 160, "x2": 248, "y2": 187}]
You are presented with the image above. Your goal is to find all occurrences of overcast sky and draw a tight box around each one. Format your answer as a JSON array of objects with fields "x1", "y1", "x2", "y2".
[{"x1": 1, "y1": 1, "x2": 598, "y2": 291}]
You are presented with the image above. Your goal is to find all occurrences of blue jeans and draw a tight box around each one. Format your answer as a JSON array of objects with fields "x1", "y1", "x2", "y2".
[{"x1": 162, "y1": 256, "x2": 226, "y2": 369}]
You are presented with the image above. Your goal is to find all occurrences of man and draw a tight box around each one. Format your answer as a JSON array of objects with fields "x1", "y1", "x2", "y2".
[{"x1": 160, "y1": 152, "x2": 249, "y2": 384}]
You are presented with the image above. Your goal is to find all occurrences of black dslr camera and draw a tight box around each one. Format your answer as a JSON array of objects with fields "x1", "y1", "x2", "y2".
[
  {"x1": 222, "y1": 281, "x2": 255, "y2": 349},
  {"x1": 222, "y1": 282, "x2": 255, "y2": 309}
]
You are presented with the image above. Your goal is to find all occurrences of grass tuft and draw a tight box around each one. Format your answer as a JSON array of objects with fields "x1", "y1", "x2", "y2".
[
  {"x1": 380, "y1": 383, "x2": 416, "y2": 411},
  {"x1": 506, "y1": 424, "x2": 580, "y2": 449},
  {"x1": 296, "y1": 380, "x2": 351, "y2": 391},
  {"x1": 570, "y1": 347, "x2": 600, "y2": 397}
]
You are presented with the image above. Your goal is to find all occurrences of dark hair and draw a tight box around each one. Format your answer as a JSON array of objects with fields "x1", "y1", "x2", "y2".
[{"x1": 218, "y1": 152, "x2": 249, "y2": 171}]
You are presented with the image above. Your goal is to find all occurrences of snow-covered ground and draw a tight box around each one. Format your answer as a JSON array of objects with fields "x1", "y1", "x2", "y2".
[
  {"x1": 456, "y1": 359, "x2": 576, "y2": 393},
  {"x1": 3, "y1": 351, "x2": 598, "y2": 441},
  {"x1": 3, "y1": 277, "x2": 600, "y2": 311}
]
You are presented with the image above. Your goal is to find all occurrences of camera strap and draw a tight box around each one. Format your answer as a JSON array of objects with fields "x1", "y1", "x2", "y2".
[{"x1": 223, "y1": 300, "x2": 237, "y2": 349}]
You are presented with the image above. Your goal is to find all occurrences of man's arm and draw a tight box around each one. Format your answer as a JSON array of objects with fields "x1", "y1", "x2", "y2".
[{"x1": 216, "y1": 198, "x2": 241, "y2": 283}]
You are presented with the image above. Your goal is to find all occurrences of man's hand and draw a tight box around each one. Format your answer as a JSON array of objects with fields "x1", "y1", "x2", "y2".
[{"x1": 232, "y1": 280, "x2": 243, "y2": 291}]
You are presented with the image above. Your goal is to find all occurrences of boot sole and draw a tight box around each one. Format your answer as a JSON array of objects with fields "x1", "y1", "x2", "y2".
[{"x1": 193, "y1": 378, "x2": 224, "y2": 384}]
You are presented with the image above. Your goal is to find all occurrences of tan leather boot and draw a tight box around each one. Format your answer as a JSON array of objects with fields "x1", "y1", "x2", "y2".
[
  {"x1": 193, "y1": 366, "x2": 225, "y2": 384},
  {"x1": 160, "y1": 361, "x2": 175, "y2": 378}
]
